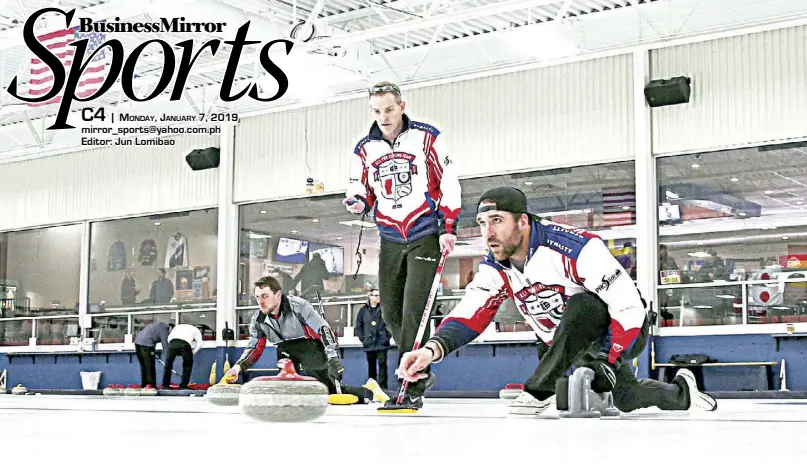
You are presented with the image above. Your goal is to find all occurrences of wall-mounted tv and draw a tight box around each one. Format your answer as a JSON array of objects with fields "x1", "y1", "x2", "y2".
[
  {"x1": 309, "y1": 242, "x2": 345, "y2": 275},
  {"x1": 659, "y1": 204, "x2": 682, "y2": 224},
  {"x1": 274, "y1": 237, "x2": 310, "y2": 264}
]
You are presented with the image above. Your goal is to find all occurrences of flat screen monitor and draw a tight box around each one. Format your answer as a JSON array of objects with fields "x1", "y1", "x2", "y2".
[
  {"x1": 309, "y1": 243, "x2": 345, "y2": 275},
  {"x1": 659, "y1": 204, "x2": 681, "y2": 223},
  {"x1": 274, "y1": 237, "x2": 310, "y2": 264}
]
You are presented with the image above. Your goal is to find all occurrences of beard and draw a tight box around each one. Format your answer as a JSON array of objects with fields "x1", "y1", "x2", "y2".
[{"x1": 489, "y1": 228, "x2": 522, "y2": 260}]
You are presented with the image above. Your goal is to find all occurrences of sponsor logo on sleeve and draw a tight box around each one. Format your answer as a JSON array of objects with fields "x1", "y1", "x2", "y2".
[{"x1": 595, "y1": 269, "x2": 622, "y2": 293}]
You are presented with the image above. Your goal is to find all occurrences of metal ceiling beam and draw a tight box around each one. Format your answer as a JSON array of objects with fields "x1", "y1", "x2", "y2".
[
  {"x1": 323, "y1": 0, "x2": 474, "y2": 24},
  {"x1": 303, "y1": 0, "x2": 562, "y2": 49}
]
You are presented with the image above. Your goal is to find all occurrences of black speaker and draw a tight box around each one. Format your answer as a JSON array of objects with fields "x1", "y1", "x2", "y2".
[
  {"x1": 185, "y1": 147, "x2": 220, "y2": 170},
  {"x1": 644, "y1": 76, "x2": 691, "y2": 107}
]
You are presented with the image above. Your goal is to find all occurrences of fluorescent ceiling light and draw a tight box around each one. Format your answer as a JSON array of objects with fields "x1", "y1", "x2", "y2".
[
  {"x1": 502, "y1": 22, "x2": 580, "y2": 60},
  {"x1": 687, "y1": 251, "x2": 712, "y2": 258},
  {"x1": 538, "y1": 208, "x2": 593, "y2": 216}
]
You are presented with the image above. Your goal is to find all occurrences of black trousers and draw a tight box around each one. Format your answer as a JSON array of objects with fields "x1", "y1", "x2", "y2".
[
  {"x1": 365, "y1": 349, "x2": 389, "y2": 390},
  {"x1": 277, "y1": 339, "x2": 367, "y2": 403},
  {"x1": 163, "y1": 339, "x2": 194, "y2": 389},
  {"x1": 135, "y1": 344, "x2": 157, "y2": 387},
  {"x1": 378, "y1": 234, "x2": 441, "y2": 397},
  {"x1": 526, "y1": 292, "x2": 689, "y2": 412}
]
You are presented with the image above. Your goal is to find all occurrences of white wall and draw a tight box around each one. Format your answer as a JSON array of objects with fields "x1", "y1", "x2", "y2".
[
  {"x1": 0, "y1": 133, "x2": 220, "y2": 232},
  {"x1": 651, "y1": 25, "x2": 807, "y2": 155},
  {"x1": 233, "y1": 53, "x2": 635, "y2": 203}
]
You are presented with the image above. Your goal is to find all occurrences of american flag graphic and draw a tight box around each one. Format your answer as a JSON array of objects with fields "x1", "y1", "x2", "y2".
[
  {"x1": 27, "y1": 25, "x2": 107, "y2": 107},
  {"x1": 602, "y1": 186, "x2": 636, "y2": 227}
]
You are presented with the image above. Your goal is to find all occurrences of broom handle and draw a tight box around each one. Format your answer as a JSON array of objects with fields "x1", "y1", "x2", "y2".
[{"x1": 396, "y1": 249, "x2": 449, "y2": 404}]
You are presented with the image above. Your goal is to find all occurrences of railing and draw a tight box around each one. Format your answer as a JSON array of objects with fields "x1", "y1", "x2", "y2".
[
  {"x1": 234, "y1": 294, "x2": 542, "y2": 347},
  {"x1": 658, "y1": 276, "x2": 807, "y2": 334},
  {"x1": 0, "y1": 302, "x2": 218, "y2": 348}
]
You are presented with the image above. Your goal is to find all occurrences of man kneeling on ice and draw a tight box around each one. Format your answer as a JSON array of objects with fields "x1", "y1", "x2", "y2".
[
  {"x1": 224, "y1": 276, "x2": 385, "y2": 404},
  {"x1": 397, "y1": 186, "x2": 717, "y2": 415}
]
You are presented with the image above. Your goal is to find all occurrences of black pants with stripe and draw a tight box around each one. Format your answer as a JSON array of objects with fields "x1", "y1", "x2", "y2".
[
  {"x1": 525, "y1": 292, "x2": 689, "y2": 412},
  {"x1": 378, "y1": 234, "x2": 441, "y2": 397}
]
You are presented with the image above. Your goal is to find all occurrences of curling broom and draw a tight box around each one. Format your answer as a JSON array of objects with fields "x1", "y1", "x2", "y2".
[
  {"x1": 378, "y1": 248, "x2": 449, "y2": 414},
  {"x1": 315, "y1": 291, "x2": 359, "y2": 405}
]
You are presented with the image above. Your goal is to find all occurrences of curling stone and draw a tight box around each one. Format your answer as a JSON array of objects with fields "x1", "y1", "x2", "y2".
[
  {"x1": 124, "y1": 384, "x2": 141, "y2": 396},
  {"x1": 140, "y1": 385, "x2": 158, "y2": 397},
  {"x1": 11, "y1": 384, "x2": 28, "y2": 395},
  {"x1": 103, "y1": 384, "x2": 123, "y2": 396},
  {"x1": 499, "y1": 383, "x2": 524, "y2": 400},
  {"x1": 206, "y1": 382, "x2": 241, "y2": 406},
  {"x1": 239, "y1": 359, "x2": 329, "y2": 422}
]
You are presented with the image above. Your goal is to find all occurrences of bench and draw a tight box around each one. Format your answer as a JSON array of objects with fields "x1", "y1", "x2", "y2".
[{"x1": 655, "y1": 362, "x2": 777, "y2": 391}]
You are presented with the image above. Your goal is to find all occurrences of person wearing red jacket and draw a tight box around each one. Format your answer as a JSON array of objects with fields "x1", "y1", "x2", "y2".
[
  {"x1": 397, "y1": 186, "x2": 717, "y2": 416},
  {"x1": 343, "y1": 81, "x2": 462, "y2": 409}
]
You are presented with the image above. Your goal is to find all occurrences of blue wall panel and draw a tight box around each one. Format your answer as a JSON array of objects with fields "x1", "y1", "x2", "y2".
[{"x1": 2, "y1": 335, "x2": 806, "y2": 393}]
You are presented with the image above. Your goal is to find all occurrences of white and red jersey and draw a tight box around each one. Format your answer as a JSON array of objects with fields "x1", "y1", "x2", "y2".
[
  {"x1": 347, "y1": 115, "x2": 462, "y2": 243},
  {"x1": 430, "y1": 217, "x2": 647, "y2": 364}
]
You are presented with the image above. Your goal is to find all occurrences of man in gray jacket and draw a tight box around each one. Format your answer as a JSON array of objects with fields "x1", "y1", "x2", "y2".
[
  {"x1": 134, "y1": 321, "x2": 173, "y2": 388},
  {"x1": 223, "y1": 276, "x2": 367, "y2": 402}
]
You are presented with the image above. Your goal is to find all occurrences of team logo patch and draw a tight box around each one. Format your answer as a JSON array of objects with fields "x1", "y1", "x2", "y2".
[
  {"x1": 515, "y1": 283, "x2": 567, "y2": 332},
  {"x1": 372, "y1": 152, "x2": 418, "y2": 209}
]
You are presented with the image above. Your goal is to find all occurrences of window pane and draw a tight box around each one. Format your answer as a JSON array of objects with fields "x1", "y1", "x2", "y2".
[
  {"x1": 132, "y1": 312, "x2": 177, "y2": 339},
  {"x1": 747, "y1": 280, "x2": 807, "y2": 324},
  {"x1": 90, "y1": 315, "x2": 128, "y2": 343},
  {"x1": 658, "y1": 286, "x2": 742, "y2": 327},
  {"x1": 179, "y1": 311, "x2": 216, "y2": 341},
  {"x1": 238, "y1": 194, "x2": 373, "y2": 306},
  {"x1": 658, "y1": 143, "x2": 807, "y2": 326},
  {"x1": 0, "y1": 319, "x2": 32, "y2": 346},
  {"x1": 88, "y1": 209, "x2": 218, "y2": 312},
  {"x1": 37, "y1": 318, "x2": 80, "y2": 345},
  {"x1": 0, "y1": 224, "x2": 82, "y2": 317}
]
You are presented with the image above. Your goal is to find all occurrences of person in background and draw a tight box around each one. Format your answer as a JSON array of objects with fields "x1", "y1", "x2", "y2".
[
  {"x1": 134, "y1": 321, "x2": 173, "y2": 389},
  {"x1": 162, "y1": 323, "x2": 203, "y2": 389},
  {"x1": 121, "y1": 270, "x2": 139, "y2": 305},
  {"x1": 355, "y1": 288, "x2": 391, "y2": 390},
  {"x1": 150, "y1": 268, "x2": 174, "y2": 304},
  {"x1": 659, "y1": 244, "x2": 679, "y2": 273},
  {"x1": 292, "y1": 253, "x2": 330, "y2": 301}
]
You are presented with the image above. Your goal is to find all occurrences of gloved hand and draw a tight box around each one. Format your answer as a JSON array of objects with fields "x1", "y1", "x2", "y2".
[
  {"x1": 326, "y1": 357, "x2": 344, "y2": 382},
  {"x1": 342, "y1": 197, "x2": 365, "y2": 215},
  {"x1": 223, "y1": 365, "x2": 241, "y2": 383},
  {"x1": 587, "y1": 355, "x2": 620, "y2": 393}
]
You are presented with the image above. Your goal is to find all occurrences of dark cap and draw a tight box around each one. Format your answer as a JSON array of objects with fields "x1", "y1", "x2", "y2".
[{"x1": 477, "y1": 186, "x2": 528, "y2": 215}]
